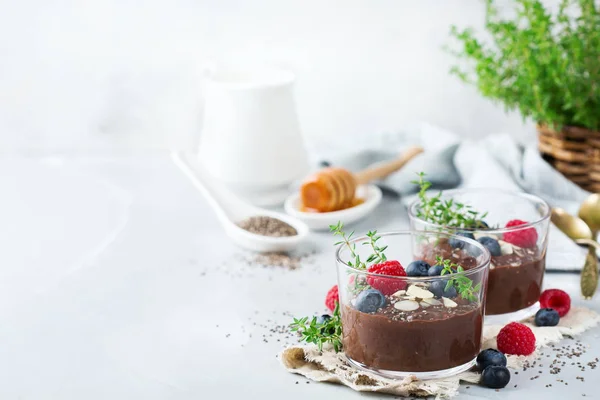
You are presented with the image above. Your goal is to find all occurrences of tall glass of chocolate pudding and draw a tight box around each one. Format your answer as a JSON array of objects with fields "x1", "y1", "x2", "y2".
[
  {"x1": 409, "y1": 189, "x2": 551, "y2": 324},
  {"x1": 336, "y1": 231, "x2": 490, "y2": 379}
]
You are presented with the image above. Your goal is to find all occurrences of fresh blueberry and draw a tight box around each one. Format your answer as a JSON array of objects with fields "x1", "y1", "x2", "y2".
[
  {"x1": 477, "y1": 349, "x2": 507, "y2": 371},
  {"x1": 481, "y1": 365, "x2": 511, "y2": 389},
  {"x1": 448, "y1": 231, "x2": 475, "y2": 249},
  {"x1": 355, "y1": 289, "x2": 387, "y2": 313},
  {"x1": 429, "y1": 280, "x2": 457, "y2": 298},
  {"x1": 406, "y1": 260, "x2": 431, "y2": 277},
  {"x1": 429, "y1": 280, "x2": 445, "y2": 297},
  {"x1": 428, "y1": 264, "x2": 444, "y2": 276},
  {"x1": 428, "y1": 265, "x2": 457, "y2": 277},
  {"x1": 443, "y1": 284, "x2": 457, "y2": 298},
  {"x1": 534, "y1": 308, "x2": 560, "y2": 327},
  {"x1": 477, "y1": 236, "x2": 502, "y2": 257}
]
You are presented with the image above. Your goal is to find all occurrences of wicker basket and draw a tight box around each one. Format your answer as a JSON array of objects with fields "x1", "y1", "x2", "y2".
[{"x1": 538, "y1": 124, "x2": 600, "y2": 192}]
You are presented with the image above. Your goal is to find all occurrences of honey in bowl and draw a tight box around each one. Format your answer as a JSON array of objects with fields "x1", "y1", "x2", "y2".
[
  {"x1": 300, "y1": 168, "x2": 359, "y2": 212},
  {"x1": 298, "y1": 146, "x2": 425, "y2": 213},
  {"x1": 300, "y1": 196, "x2": 365, "y2": 213}
]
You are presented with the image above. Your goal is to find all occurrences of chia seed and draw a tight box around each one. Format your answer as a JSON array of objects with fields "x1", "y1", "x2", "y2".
[
  {"x1": 237, "y1": 216, "x2": 297, "y2": 237},
  {"x1": 252, "y1": 252, "x2": 303, "y2": 269}
]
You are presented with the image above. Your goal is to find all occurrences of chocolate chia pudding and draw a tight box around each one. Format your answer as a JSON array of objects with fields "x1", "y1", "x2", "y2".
[
  {"x1": 419, "y1": 239, "x2": 480, "y2": 270},
  {"x1": 486, "y1": 246, "x2": 545, "y2": 315},
  {"x1": 335, "y1": 231, "x2": 490, "y2": 377},
  {"x1": 419, "y1": 238, "x2": 545, "y2": 316},
  {"x1": 342, "y1": 299, "x2": 483, "y2": 372},
  {"x1": 408, "y1": 188, "x2": 551, "y2": 320}
]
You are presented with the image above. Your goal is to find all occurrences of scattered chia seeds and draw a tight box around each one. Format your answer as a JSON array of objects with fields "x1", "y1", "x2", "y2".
[
  {"x1": 253, "y1": 252, "x2": 303, "y2": 269},
  {"x1": 239, "y1": 249, "x2": 316, "y2": 270},
  {"x1": 237, "y1": 216, "x2": 297, "y2": 237}
]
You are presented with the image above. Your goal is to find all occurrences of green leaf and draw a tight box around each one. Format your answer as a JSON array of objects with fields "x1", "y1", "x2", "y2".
[
  {"x1": 289, "y1": 302, "x2": 344, "y2": 352},
  {"x1": 412, "y1": 172, "x2": 488, "y2": 228},
  {"x1": 445, "y1": 280, "x2": 454, "y2": 291}
]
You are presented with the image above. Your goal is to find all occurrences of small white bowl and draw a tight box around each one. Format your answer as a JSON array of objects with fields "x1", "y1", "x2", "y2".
[{"x1": 284, "y1": 185, "x2": 382, "y2": 231}]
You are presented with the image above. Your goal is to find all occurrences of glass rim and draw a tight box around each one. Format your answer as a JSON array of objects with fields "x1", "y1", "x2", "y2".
[
  {"x1": 334, "y1": 230, "x2": 491, "y2": 280},
  {"x1": 407, "y1": 188, "x2": 551, "y2": 234}
]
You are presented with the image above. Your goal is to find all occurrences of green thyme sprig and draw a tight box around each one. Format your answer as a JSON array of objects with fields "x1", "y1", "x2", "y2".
[
  {"x1": 412, "y1": 172, "x2": 488, "y2": 229},
  {"x1": 330, "y1": 221, "x2": 365, "y2": 269},
  {"x1": 436, "y1": 256, "x2": 482, "y2": 302},
  {"x1": 364, "y1": 230, "x2": 388, "y2": 264},
  {"x1": 290, "y1": 303, "x2": 343, "y2": 352},
  {"x1": 330, "y1": 222, "x2": 390, "y2": 270}
]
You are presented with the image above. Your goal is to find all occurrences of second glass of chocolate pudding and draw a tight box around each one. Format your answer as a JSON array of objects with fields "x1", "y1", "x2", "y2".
[
  {"x1": 337, "y1": 231, "x2": 490, "y2": 379},
  {"x1": 408, "y1": 189, "x2": 551, "y2": 324}
]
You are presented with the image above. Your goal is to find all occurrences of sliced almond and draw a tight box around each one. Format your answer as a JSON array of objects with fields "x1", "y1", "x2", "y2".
[
  {"x1": 422, "y1": 298, "x2": 442, "y2": 306},
  {"x1": 420, "y1": 301, "x2": 431, "y2": 308},
  {"x1": 401, "y1": 295, "x2": 417, "y2": 301},
  {"x1": 513, "y1": 247, "x2": 525, "y2": 257},
  {"x1": 392, "y1": 290, "x2": 406, "y2": 297},
  {"x1": 406, "y1": 285, "x2": 434, "y2": 299},
  {"x1": 442, "y1": 297, "x2": 458, "y2": 308},
  {"x1": 498, "y1": 240, "x2": 514, "y2": 255},
  {"x1": 394, "y1": 300, "x2": 420, "y2": 311}
]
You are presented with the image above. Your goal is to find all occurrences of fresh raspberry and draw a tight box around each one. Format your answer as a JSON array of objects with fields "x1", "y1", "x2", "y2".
[
  {"x1": 325, "y1": 285, "x2": 339, "y2": 312},
  {"x1": 503, "y1": 219, "x2": 538, "y2": 248},
  {"x1": 496, "y1": 322, "x2": 536, "y2": 356},
  {"x1": 366, "y1": 260, "x2": 407, "y2": 295},
  {"x1": 540, "y1": 289, "x2": 571, "y2": 317}
]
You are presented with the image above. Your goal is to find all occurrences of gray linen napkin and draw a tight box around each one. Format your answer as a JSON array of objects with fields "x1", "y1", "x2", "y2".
[
  {"x1": 310, "y1": 123, "x2": 591, "y2": 271},
  {"x1": 309, "y1": 123, "x2": 463, "y2": 195}
]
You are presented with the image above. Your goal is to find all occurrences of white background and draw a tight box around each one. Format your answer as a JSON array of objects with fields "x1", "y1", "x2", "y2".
[
  {"x1": 0, "y1": 0, "x2": 535, "y2": 153},
  {"x1": 1, "y1": 3, "x2": 598, "y2": 398}
]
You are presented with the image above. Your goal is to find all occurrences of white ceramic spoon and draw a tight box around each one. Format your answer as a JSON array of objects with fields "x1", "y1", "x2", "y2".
[{"x1": 172, "y1": 152, "x2": 309, "y2": 253}]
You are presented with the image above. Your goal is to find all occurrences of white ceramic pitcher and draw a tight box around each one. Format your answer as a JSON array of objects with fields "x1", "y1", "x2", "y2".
[{"x1": 198, "y1": 66, "x2": 309, "y2": 206}]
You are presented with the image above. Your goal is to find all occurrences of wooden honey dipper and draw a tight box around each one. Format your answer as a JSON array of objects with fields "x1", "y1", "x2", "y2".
[{"x1": 300, "y1": 146, "x2": 424, "y2": 212}]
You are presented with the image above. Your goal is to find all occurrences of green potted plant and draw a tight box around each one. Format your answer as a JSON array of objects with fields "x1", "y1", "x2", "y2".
[{"x1": 449, "y1": 0, "x2": 600, "y2": 192}]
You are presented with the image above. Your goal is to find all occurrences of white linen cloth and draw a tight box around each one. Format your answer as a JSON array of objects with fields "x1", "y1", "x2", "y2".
[{"x1": 280, "y1": 306, "x2": 600, "y2": 398}]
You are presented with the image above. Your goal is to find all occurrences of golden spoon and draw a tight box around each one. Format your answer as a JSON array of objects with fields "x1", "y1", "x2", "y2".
[
  {"x1": 551, "y1": 208, "x2": 600, "y2": 249},
  {"x1": 579, "y1": 194, "x2": 600, "y2": 235},
  {"x1": 578, "y1": 194, "x2": 600, "y2": 298},
  {"x1": 551, "y1": 207, "x2": 598, "y2": 298}
]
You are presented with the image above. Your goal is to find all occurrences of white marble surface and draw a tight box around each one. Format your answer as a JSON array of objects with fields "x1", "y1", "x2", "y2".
[{"x1": 0, "y1": 155, "x2": 598, "y2": 399}]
